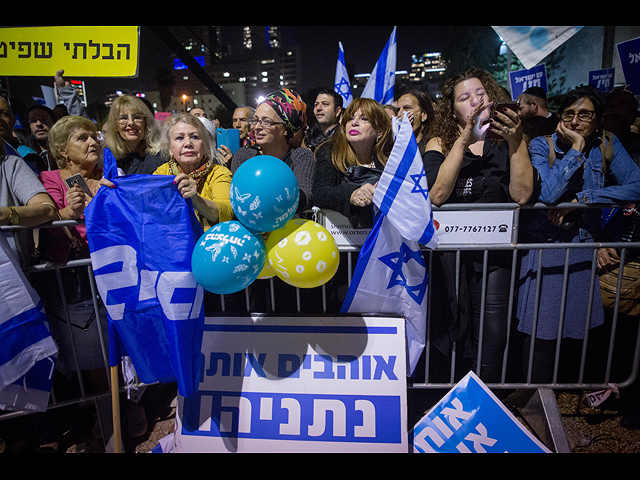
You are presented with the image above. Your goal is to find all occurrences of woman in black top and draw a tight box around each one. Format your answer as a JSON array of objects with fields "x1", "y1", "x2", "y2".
[
  {"x1": 105, "y1": 95, "x2": 165, "y2": 176},
  {"x1": 313, "y1": 98, "x2": 394, "y2": 229},
  {"x1": 423, "y1": 69, "x2": 534, "y2": 384}
]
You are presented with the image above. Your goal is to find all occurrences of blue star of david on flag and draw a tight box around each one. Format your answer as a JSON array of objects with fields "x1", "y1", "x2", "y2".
[
  {"x1": 410, "y1": 169, "x2": 430, "y2": 201},
  {"x1": 335, "y1": 42, "x2": 353, "y2": 108},
  {"x1": 341, "y1": 116, "x2": 439, "y2": 377},
  {"x1": 335, "y1": 77, "x2": 353, "y2": 103},
  {"x1": 379, "y1": 242, "x2": 428, "y2": 304}
]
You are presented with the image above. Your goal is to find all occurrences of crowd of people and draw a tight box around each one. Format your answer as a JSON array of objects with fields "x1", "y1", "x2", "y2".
[{"x1": 2, "y1": 65, "x2": 640, "y2": 452}]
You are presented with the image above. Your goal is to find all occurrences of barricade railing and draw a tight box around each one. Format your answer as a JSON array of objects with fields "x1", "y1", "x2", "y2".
[{"x1": 1, "y1": 203, "x2": 639, "y2": 423}]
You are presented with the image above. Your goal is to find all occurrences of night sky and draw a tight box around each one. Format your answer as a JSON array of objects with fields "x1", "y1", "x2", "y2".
[{"x1": 5, "y1": 26, "x2": 456, "y2": 111}]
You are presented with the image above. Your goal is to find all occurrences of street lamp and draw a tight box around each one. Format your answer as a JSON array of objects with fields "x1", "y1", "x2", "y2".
[{"x1": 183, "y1": 94, "x2": 188, "y2": 112}]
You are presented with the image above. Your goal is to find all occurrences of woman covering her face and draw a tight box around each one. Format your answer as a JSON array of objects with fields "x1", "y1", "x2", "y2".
[
  {"x1": 517, "y1": 85, "x2": 640, "y2": 383},
  {"x1": 423, "y1": 69, "x2": 534, "y2": 385}
]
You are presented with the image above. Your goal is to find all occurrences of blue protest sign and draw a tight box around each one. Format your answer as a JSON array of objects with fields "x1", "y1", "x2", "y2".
[
  {"x1": 509, "y1": 64, "x2": 548, "y2": 100},
  {"x1": 412, "y1": 371, "x2": 551, "y2": 453},
  {"x1": 589, "y1": 68, "x2": 616, "y2": 93},
  {"x1": 617, "y1": 37, "x2": 640, "y2": 95}
]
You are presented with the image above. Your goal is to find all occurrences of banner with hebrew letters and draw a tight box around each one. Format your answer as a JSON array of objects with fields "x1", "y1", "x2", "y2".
[
  {"x1": 174, "y1": 315, "x2": 408, "y2": 453},
  {"x1": 0, "y1": 26, "x2": 140, "y2": 77}
]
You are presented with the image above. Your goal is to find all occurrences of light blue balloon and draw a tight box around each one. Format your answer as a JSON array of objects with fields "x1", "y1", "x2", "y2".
[
  {"x1": 192, "y1": 221, "x2": 266, "y2": 295},
  {"x1": 230, "y1": 155, "x2": 300, "y2": 233}
]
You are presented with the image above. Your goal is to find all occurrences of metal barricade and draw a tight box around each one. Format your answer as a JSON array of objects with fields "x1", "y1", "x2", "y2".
[{"x1": 2, "y1": 204, "x2": 640, "y2": 453}]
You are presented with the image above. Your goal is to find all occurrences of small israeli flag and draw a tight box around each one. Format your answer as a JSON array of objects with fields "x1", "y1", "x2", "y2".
[
  {"x1": 361, "y1": 26, "x2": 397, "y2": 106},
  {"x1": 341, "y1": 118, "x2": 439, "y2": 376},
  {"x1": 335, "y1": 42, "x2": 353, "y2": 108}
]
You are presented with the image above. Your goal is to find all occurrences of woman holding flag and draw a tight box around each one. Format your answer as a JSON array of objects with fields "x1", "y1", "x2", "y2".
[
  {"x1": 153, "y1": 113, "x2": 233, "y2": 232},
  {"x1": 423, "y1": 69, "x2": 534, "y2": 384}
]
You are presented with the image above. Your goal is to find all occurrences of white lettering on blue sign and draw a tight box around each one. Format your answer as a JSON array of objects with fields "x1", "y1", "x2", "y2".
[
  {"x1": 91, "y1": 245, "x2": 203, "y2": 322},
  {"x1": 181, "y1": 391, "x2": 402, "y2": 444},
  {"x1": 414, "y1": 398, "x2": 503, "y2": 453}
]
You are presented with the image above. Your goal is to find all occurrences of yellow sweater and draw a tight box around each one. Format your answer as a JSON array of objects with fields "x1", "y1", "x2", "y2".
[{"x1": 154, "y1": 162, "x2": 234, "y2": 229}]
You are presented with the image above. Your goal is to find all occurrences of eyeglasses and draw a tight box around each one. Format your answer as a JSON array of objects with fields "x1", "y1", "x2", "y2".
[
  {"x1": 117, "y1": 114, "x2": 145, "y2": 125},
  {"x1": 250, "y1": 117, "x2": 285, "y2": 128},
  {"x1": 560, "y1": 110, "x2": 596, "y2": 123}
]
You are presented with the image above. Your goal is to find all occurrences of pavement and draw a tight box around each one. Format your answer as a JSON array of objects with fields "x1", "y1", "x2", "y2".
[{"x1": 3, "y1": 385, "x2": 639, "y2": 453}]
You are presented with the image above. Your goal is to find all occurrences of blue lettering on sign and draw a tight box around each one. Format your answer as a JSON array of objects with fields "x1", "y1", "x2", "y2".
[
  {"x1": 181, "y1": 391, "x2": 402, "y2": 444},
  {"x1": 204, "y1": 353, "x2": 399, "y2": 381}
]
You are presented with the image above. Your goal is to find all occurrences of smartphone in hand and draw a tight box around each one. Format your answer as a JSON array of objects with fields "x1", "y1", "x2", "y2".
[
  {"x1": 217, "y1": 129, "x2": 241, "y2": 154},
  {"x1": 65, "y1": 173, "x2": 93, "y2": 198}
]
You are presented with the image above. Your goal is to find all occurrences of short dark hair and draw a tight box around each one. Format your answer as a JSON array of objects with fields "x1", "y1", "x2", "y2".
[
  {"x1": 317, "y1": 89, "x2": 344, "y2": 110},
  {"x1": 558, "y1": 85, "x2": 607, "y2": 119}
]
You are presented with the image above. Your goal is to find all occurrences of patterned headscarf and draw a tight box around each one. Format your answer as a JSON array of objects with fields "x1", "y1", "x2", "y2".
[{"x1": 262, "y1": 89, "x2": 308, "y2": 139}]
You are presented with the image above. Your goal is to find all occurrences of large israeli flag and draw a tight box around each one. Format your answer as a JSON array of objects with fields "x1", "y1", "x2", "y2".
[
  {"x1": 335, "y1": 42, "x2": 353, "y2": 109},
  {"x1": 84, "y1": 149, "x2": 206, "y2": 398},
  {"x1": 492, "y1": 26, "x2": 583, "y2": 70},
  {"x1": 341, "y1": 119, "x2": 439, "y2": 376},
  {"x1": 375, "y1": 114, "x2": 439, "y2": 249},
  {"x1": 361, "y1": 26, "x2": 397, "y2": 106},
  {"x1": 0, "y1": 234, "x2": 58, "y2": 413}
]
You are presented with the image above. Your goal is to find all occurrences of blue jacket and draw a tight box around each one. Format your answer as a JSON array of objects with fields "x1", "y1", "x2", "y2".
[{"x1": 527, "y1": 131, "x2": 640, "y2": 241}]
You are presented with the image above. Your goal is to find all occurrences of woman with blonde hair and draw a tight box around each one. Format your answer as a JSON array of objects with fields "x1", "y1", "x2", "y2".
[
  {"x1": 105, "y1": 94, "x2": 165, "y2": 175},
  {"x1": 312, "y1": 97, "x2": 394, "y2": 229},
  {"x1": 153, "y1": 113, "x2": 233, "y2": 231}
]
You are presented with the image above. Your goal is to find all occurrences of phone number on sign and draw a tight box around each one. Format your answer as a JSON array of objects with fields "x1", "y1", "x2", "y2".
[{"x1": 440, "y1": 224, "x2": 509, "y2": 234}]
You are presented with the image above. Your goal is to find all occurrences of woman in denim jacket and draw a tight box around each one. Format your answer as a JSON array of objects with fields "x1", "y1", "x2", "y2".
[{"x1": 517, "y1": 85, "x2": 640, "y2": 383}]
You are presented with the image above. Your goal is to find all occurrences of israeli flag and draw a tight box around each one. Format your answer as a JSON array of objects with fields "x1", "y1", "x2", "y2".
[
  {"x1": 361, "y1": 26, "x2": 397, "y2": 106},
  {"x1": 85, "y1": 149, "x2": 206, "y2": 398},
  {"x1": 335, "y1": 42, "x2": 353, "y2": 108},
  {"x1": 375, "y1": 114, "x2": 439, "y2": 249},
  {"x1": 341, "y1": 118, "x2": 439, "y2": 376},
  {"x1": 0, "y1": 234, "x2": 58, "y2": 413},
  {"x1": 492, "y1": 26, "x2": 583, "y2": 70}
]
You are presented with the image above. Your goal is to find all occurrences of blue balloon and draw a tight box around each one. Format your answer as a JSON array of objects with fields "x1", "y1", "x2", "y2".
[
  {"x1": 230, "y1": 155, "x2": 300, "y2": 233},
  {"x1": 192, "y1": 221, "x2": 266, "y2": 295}
]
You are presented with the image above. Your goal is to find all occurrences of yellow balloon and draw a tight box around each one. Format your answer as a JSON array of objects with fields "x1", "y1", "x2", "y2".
[
  {"x1": 266, "y1": 219, "x2": 340, "y2": 289},
  {"x1": 258, "y1": 261, "x2": 275, "y2": 280}
]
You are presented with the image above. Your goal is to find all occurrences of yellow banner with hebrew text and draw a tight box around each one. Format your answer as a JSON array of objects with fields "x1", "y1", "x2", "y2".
[{"x1": 0, "y1": 26, "x2": 139, "y2": 77}]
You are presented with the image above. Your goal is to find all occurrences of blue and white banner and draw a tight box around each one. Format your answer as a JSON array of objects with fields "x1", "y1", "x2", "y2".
[
  {"x1": 85, "y1": 152, "x2": 206, "y2": 398},
  {"x1": 412, "y1": 371, "x2": 552, "y2": 453},
  {"x1": 509, "y1": 64, "x2": 548, "y2": 101},
  {"x1": 335, "y1": 42, "x2": 353, "y2": 109},
  {"x1": 361, "y1": 27, "x2": 397, "y2": 106},
  {"x1": 617, "y1": 36, "x2": 640, "y2": 95},
  {"x1": 175, "y1": 315, "x2": 408, "y2": 453},
  {"x1": 493, "y1": 26, "x2": 583, "y2": 70},
  {"x1": 341, "y1": 120, "x2": 439, "y2": 377},
  {"x1": 0, "y1": 234, "x2": 58, "y2": 413}
]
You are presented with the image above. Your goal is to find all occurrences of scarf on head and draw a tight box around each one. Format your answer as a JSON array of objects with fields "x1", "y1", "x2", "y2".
[
  {"x1": 169, "y1": 155, "x2": 214, "y2": 192},
  {"x1": 262, "y1": 89, "x2": 308, "y2": 140}
]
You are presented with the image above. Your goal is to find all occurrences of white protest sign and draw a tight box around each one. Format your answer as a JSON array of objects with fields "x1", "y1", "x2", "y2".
[
  {"x1": 412, "y1": 371, "x2": 551, "y2": 453},
  {"x1": 174, "y1": 315, "x2": 408, "y2": 453},
  {"x1": 320, "y1": 209, "x2": 516, "y2": 249}
]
